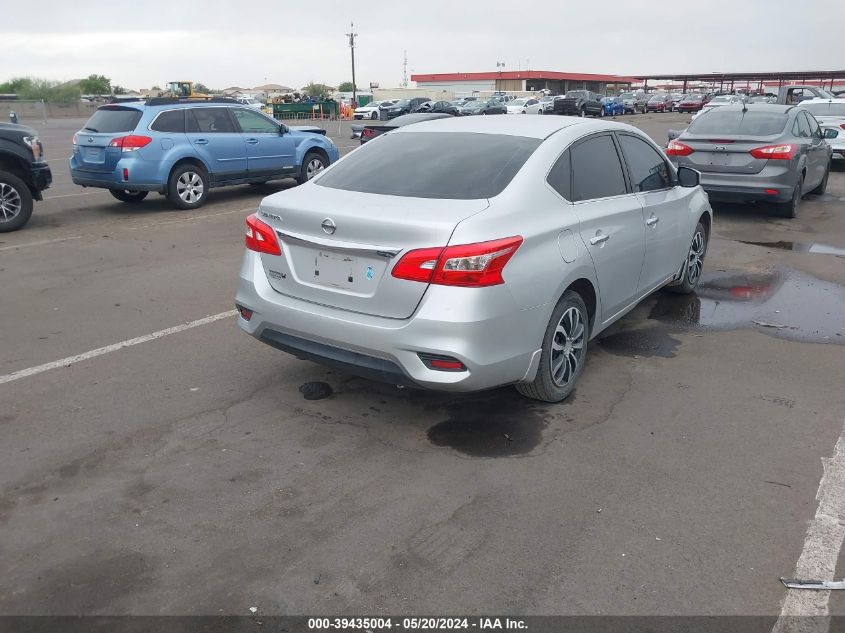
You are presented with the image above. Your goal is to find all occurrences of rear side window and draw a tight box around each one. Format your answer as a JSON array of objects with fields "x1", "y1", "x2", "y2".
[
  {"x1": 83, "y1": 107, "x2": 142, "y2": 133},
  {"x1": 150, "y1": 110, "x2": 185, "y2": 133},
  {"x1": 688, "y1": 110, "x2": 788, "y2": 136},
  {"x1": 617, "y1": 134, "x2": 672, "y2": 192},
  {"x1": 571, "y1": 135, "x2": 628, "y2": 202},
  {"x1": 546, "y1": 150, "x2": 571, "y2": 201},
  {"x1": 316, "y1": 132, "x2": 541, "y2": 199},
  {"x1": 187, "y1": 108, "x2": 235, "y2": 133}
]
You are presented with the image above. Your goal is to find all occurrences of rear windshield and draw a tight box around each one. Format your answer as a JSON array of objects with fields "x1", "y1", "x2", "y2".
[
  {"x1": 687, "y1": 109, "x2": 788, "y2": 136},
  {"x1": 801, "y1": 102, "x2": 845, "y2": 117},
  {"x1": 316, "y1": 132, "x2": 541, "y2": 199},
  {"x1": 83, "y1": 106, "x2": 143, "y2": 133}
]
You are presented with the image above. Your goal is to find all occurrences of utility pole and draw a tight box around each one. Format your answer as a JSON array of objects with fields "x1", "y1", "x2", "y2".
[
  {"x1": 346, "y1": 22, "x2": 357, "y2": 105},
  {"x1": 402, "y1": 50, "x2": 408, "y2": 89}
]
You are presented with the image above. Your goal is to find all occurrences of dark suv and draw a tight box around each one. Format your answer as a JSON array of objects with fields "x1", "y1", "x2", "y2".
[
  {"x1": 381, "y1": 98, "x2": 432, "y2": 119},
  {"x1": 0, "y1": 122, "x2": 52, "y2": 232},
  {"x1": 553, "y1": 90, "x2": 604, "y2": 117}
]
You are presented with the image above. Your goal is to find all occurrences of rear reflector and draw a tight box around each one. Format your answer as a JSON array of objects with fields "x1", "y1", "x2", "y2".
[
  {"x1": 236, "y1": 305, "x2": 253, "y2": 321},
  {"x1": 666, "y1": 140, "x2": 694, "y2": 156},
  {"x1": 122, "y1": 168, "x2": 129, "y2": 181},
  {"x1": 749, "y1": 144, "x2": 796, "y2": 160},
  {"x1": 764, "y1": 188, "x2": 780, "y2": 195},
  {"x1": 392, "y1": 236, "x2": 523, "y2": 287},
  {"x1": 245, "y1": 214, "x2": 281, "y2": 256},
  {"x1": 418, "y1": 353, "x2": 467, "y2": 372},
  {"x1": 108, "y1": 135, "x2": 152, "y2": 152},
  {"x1": 362, "y1": 128, "x2": 376, "y2": 138}
]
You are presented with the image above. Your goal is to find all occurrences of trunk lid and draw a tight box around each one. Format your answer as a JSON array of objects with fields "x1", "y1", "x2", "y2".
[
  {"x1": 255, "y1": 185, "x2": 489, "y2": 319},
  {"x1": 680, "y1": 135, "x2": 779, "y2": 174}
]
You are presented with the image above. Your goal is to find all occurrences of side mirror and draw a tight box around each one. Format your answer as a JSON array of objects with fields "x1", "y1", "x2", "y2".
[
  {"x1": 279, "y1": 124, "x2": 289, "y2": 135},
  {"x1": 677, "y1": 166, "x2": 700, "y2": 188},
  {"x1": 824, "y1": 128, "x2": 839, "y2": 140}
]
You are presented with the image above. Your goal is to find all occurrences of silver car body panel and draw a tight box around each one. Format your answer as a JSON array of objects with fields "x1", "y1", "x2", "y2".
[{"x1": 237, "y1": 116, "x2": 712, "y2": 391}]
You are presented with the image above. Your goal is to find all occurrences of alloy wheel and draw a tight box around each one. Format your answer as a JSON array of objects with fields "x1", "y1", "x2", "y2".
[
  {"x1": 176, "y1": 172, "x2": 204, "y2": 204},
  {"x1": 549, "y1": 306, "x2": 586, "y2": 387},
  {"x1": 0, "y1": 182, "x2": 22, "y2": 222},
  {"x1": 686, "y1": 230, "x2": 705, "y2": 285}
]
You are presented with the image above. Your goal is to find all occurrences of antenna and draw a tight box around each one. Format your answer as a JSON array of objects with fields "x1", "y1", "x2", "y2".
[{"x1": 402, "y1": 50, "x2": 408, "y2": 89}]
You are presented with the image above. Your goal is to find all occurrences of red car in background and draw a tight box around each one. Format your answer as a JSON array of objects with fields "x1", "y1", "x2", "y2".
[
  {"x1": 678, "y1": 94, "x2": 711, "y2": 112},
  {"x1": 646, "y1": 93, "x2": 674, "y2": 112}
]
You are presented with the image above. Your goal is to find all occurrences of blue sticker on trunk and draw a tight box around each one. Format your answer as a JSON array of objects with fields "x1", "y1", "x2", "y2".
[{"x1": 366, "y1": 265, "x2": 374, "y2": 280}]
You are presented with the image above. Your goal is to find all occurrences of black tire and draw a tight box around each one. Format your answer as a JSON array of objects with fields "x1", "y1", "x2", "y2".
[
  {"x1": 809, "y1": 163, "x2": 830, "y2": 195},
  {"x1": 370, "y1": 111, "x2": 378, "y2": 120},
  {"x1": 579, "y1": 108, "x2": 586, "y2": 117},
  {"x1": 167, "y1": 164, "x2": 209, "y2": 210},
  {"x1": 599, "y1": 108, "x2": 605, "y2": 117},
  {"x1": 515, "y1": 290, "x2": 589, "y2": 403},
  {"x1": 775, "y1": 178, "x2": 802, "y2": 218},
  {"x1": 666, "y1": 221, "x2": 708, "y2": 295},
  {"x1": 109, "y1": 189, "x2": 148, "y2": 204},
  {"x1": 0, "y1": 170, "x2": 34, "y2": 233},
  {"x1": 296, "y1": 150, "x2": 327, "y2": 185}
]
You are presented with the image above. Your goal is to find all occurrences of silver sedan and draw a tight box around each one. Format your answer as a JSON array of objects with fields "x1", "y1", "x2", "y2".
[{"x1": 235, "y1": 116, "x2": 712, "y2": 402}]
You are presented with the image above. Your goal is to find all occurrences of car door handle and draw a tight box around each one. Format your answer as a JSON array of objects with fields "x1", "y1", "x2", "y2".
[
  {"x1": 646, "y1": 216, "x2": 660, "y2": 226},
  {"x1": 246, "y1": 138, "x2": 259, "y2": 145},
  {"x1": 590, "y1": 233, "x2": 610, "y2": 245},
  {"x1": 194, "y1": 139, "x2": 209, "y2": 145}
]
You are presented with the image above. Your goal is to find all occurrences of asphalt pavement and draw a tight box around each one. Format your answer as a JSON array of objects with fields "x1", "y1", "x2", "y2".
[{"x1": 1, "y1": 112, "x2": 844, "y2": 619}]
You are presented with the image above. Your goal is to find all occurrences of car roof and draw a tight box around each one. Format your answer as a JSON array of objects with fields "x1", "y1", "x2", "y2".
[
  {"x1": 390, "y1": 115, "x2": 628, "y2": 139},
  {"x1": 714, "y1": 103, "x2": 794, "y2": 113},
  {"x1": 800, "y1": 98, "x2": 839, "y2": 104}
]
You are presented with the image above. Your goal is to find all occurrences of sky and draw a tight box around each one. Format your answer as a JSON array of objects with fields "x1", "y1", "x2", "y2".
[{"x1": 1, "y1": 0, "x2": 842, "y2": 91}]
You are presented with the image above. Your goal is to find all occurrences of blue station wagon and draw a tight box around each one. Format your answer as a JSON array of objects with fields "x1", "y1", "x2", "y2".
[{"x1": 70, "y1": 98, "x2": 339, "y2": 209}]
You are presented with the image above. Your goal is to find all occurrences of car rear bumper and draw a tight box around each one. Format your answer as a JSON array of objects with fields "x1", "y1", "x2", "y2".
[
  {"x1": 234, "y1": 251, "x2": 545, "y2": 392},
  {"x1": 70, "y1": 172, "x2": 163, "y2": 192}
]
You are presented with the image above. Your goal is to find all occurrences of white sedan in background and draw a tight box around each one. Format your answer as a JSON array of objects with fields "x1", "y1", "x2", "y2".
[
  {"x1": 506, "y1": 98, "x2": 543, "y2": 114},
  {"x1": 691, "y1": 95, "x2": 742, "y2": 121},
  {"x1": 354, "y1": 100, "x2": 396, "y2": 120},
  {"x1": 800, "y1": 98, "x2": 845, "y2": 160}
]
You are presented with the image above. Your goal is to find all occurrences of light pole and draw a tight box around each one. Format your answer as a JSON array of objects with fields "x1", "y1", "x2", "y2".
[
  {"x1": 496, "y1": 61, "x2": 505, "y2": 90},
  {"x1": 346, "y1": 22, "x2": 358, "y2": 106}
]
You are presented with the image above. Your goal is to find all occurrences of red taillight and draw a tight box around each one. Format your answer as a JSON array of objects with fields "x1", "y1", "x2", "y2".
[
  {"x1": 392, "y1": 236, "x2": 523, "y2": 287},
  {"x1": 108, "y1": 135, "x2": 152, "y2": 152},
  {"x1": 245, "y1": 214, "x2": 281, "y2": 256},
  {"x1": 666, "y1": 140, "x2": 694, "y2": 157},
  {"x1": 236, "y1": 305, "x2": 253, "y2": 321},
  {"x1": 362, "y1": 128, "x2": 376, "y2": 138},
  {"x1": 840, "y1": 124, "x2": 845, "y2": 130},
  {"x1": 749, "y1": 144, "x2": 796, "y2": 160}
]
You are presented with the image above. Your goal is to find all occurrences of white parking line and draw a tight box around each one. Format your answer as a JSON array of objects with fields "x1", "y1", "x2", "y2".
[
  {"x1": 0, "y1": 310, "x2": 237, "y2": 385},
  {"x1": 771, "y1": 418, "x2": 845, "y2": 633},
  {"x1": 0, "y1": 236, "x2": 82, "y2": 252}
]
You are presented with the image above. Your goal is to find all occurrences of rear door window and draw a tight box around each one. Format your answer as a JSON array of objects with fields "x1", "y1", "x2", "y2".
[
  {"x1": 571, "y1": 135, "x2": 628, "y2": 202},
  {"x1": 617, "y1": 134, "x2": 673, "y2": 192},
  {"x1": 797, "y1": 113, "x2": 812, "y2": 138},
  {"x1": 804, "y1": 112, "x2": 822, "y2": 138},
  {"x1": 83, "y1": 106, "x2": 142, "y2": 133},
  {"x1": 188, "y1": 107, "x2": 236, "y2": 133},
  {"x1": 150, "y1": 109, "x2": 185, "y2": 133}
]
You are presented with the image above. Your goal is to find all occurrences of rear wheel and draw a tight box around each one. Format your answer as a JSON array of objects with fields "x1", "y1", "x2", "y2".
[
  {"x1": 666, "y1": 221, "x2": 708, "y2": 294},
  {"x1": 0, "y1": 171, "x2": 33, "y2": 233},
  {"x1": 167, "y1": 165, "x2": 208, "y2": 210},
  {"x1": 775, "y1": 178, "x2": 803, "y2": 218},
  {"x1": 515, "y1": 290, "x2": 589, "y2": 403},
  {"x1": 579, "y1": 108, "x2": 586, "y2": 117},
  {"x1": 809, "y1": 163, "x2": 830, "y2": 195},
  {"x1": 109, "y1": 189, "x2": 148, "y2": 204}
]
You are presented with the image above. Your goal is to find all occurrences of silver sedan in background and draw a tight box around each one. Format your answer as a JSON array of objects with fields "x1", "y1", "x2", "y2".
[{"x1": 236, "y1": 117, "x2": 712, "y2": 402}]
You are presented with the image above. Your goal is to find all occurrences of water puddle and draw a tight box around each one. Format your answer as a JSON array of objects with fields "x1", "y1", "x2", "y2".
[
  {"x1": 739, "y1": 241, "x2": 845, "y2": 257},
  {"x1": 648, "y1": 269, "x2": 845, "y2": 343},
  {"x1": 426, "y1": 389, "x2": 549, "y2": 457}
]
